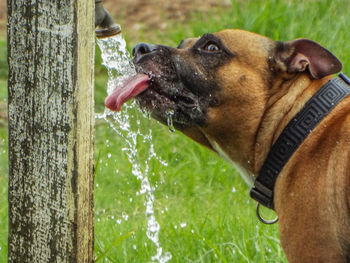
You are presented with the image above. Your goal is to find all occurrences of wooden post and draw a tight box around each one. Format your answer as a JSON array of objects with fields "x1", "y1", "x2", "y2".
[{"x1": 7, "y1": 1, "x2": 94, "y2": 262}]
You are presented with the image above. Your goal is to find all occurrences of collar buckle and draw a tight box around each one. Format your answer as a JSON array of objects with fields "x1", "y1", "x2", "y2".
[{"x1": 250, "y1": 181, "x2": 274, "y2": 209}]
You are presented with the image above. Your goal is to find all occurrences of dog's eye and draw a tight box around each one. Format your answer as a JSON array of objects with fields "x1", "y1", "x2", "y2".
[{"x1": 204, "y1": 43, "x2": 220, "y2": 52}]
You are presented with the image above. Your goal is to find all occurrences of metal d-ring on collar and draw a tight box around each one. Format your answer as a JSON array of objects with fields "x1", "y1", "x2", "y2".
[
  {"x1": 250, "y1": 73, "x2": 350, "y2": 224},
  {"x1": 256, "y1": 203, "x2": 278, "y2": 224}
]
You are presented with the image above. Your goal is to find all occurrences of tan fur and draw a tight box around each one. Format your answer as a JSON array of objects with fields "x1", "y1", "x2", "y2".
[{"x1": 180, "y1": 29, "x2": 350, "y2": 262}]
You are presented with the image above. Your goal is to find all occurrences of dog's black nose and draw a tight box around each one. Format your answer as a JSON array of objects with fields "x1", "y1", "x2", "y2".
[{"x1": 132, "y1": 43, "x2": 158, "y2": 57}]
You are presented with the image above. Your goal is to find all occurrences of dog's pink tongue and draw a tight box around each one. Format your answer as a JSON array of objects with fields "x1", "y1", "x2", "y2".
[{"x1": 105, "y1": 73, "x2": 150, "y2": 111}]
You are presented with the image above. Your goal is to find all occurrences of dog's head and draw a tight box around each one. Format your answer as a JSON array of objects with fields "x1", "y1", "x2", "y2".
[{"x1": 105, "y1": 29, "x2": 341, "y2": 153}]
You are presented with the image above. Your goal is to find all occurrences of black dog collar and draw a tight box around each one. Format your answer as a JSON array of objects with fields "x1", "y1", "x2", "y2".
[{"x1": 250, "y1": 73, "x2": 350, "y2": 210}]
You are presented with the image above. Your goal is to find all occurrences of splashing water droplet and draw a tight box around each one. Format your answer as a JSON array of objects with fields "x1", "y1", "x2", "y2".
[
  {"x1": 122, "y1": 212, "x2": 129, "y2": 221},
  {"x1": 96, "y1": 33, "x2": 171, "y2": 263}
]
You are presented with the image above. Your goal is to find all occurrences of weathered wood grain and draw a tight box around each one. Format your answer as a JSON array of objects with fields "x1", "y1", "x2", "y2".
[{"x1": 7, "y1": 1, "x2": 94, "y2": 262}]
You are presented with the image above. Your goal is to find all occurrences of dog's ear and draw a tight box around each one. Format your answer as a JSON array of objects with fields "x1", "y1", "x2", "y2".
[{"x1": 272, "y1": 39, "x2": 342, "y2": 79}]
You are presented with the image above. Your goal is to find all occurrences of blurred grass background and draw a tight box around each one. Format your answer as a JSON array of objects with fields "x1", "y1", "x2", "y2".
[{"x1": 1, "y1": 0, "x2": 350, "y2": 262}]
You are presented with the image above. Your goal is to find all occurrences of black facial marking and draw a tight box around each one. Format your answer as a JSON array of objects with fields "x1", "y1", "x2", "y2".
[
  {"x1": 192, "y1": 34, "x2": 234, "y2": 57},
  {"x1": 132, "y1": 35, "x2": 234, "y2": 130}
]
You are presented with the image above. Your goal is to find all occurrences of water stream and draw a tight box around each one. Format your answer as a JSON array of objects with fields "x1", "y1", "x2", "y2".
[{"x1": 96, "y1": 34, "x2": 172, "y2": 263}]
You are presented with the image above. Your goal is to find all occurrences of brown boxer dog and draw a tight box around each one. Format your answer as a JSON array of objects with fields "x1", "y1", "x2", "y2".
[{"x1": 105, "y1": 29, "x2": 350, "y2": 262}]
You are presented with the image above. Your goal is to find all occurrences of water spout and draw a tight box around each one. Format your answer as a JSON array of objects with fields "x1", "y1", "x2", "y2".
[{"x1": 95, "y1": 0, "x2": 121, "y2": 38}]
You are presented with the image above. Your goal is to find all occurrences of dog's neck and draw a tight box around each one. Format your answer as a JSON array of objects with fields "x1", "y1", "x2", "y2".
[
  {"x1": 253, "y1": 73, "x2": 332, "y2": 174},
  {"x1": 202, "y1": 131, "x2": 255, "y2": 185},
  {"x1": 198, "y1": 73, "x2": 332, "y2": 185}
]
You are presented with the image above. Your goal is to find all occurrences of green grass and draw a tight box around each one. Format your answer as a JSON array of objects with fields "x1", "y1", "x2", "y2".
[
  {"x1": 2, "y1": 0, "x2": 350, "y2": 262},
  {"x1": 94, "y1": 113, "x2": 283, "y2": 262}
]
